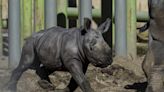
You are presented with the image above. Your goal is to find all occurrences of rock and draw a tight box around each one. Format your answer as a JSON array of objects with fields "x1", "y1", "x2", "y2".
[
  {"x1": 17, "y1": 69, "x2": 44, "y2": 92},
  {"x1": 49, "y1": 71, "x2": 71, "y2": 89}
]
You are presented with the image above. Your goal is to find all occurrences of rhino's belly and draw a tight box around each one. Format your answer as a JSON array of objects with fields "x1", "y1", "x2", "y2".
[
  {"x1": 38, "y1": 50, "x2": 63, "y2": 70},
  {"x1": 41, "y1": 59, "x2": 63, "y2": 70}
]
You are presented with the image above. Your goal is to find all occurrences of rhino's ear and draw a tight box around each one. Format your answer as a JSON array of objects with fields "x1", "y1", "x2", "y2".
[
  {"x1": 81, "y1": 18, "x2": 92, "y2": 35},
  {"x1": 98, "y1": 18, "x2": 111, "y2": 33},
  {"x1": 84, "y1": 18, "x2": 91, "y2": 30}
]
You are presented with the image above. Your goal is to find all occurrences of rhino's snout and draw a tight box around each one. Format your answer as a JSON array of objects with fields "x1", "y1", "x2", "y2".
[
  {"x1": 95, "y1": 59, "x2": 112, "y2": 68},
  {"x1": 94, "y1": 54, "x2": 112, "y2": 68},
  {"x1": 94, "y1": 42, "x2": 112, "y2": 68}
]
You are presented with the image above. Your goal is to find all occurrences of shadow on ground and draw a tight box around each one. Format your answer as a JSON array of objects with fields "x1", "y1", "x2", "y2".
[{"x1": 125, "y1": 82, "x2": 147, "y2": 92}]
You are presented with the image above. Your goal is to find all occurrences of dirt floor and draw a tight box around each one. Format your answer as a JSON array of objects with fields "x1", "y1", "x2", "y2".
[{"x1": 0, "y1": 55, "x2": 148, "y2": 92}]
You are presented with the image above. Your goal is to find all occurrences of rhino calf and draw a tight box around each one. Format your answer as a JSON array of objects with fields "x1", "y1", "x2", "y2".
[
  {"x1": 5, "y1": 18, "x2": 112, "y2": 92},
  {"x1": 142, "y1": 0, "x2": 164, "y2": 92}
]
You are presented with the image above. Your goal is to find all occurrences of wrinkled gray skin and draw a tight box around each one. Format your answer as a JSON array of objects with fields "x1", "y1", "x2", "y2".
[
  {"x1": 142, "y1": 0, "x2": 164, "y2": 92},
  {"x1": 4, "y1": 18, "x2": 112, "y2": 92}
]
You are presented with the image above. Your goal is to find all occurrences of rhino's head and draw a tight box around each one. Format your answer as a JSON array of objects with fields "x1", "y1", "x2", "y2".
[{"x1": 82, "y1": 18, "x2": 112, "y2": 68}]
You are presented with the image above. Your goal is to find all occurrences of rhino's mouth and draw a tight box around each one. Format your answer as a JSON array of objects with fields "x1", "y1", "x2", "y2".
[
  {"x1": 92, "y1": 58, "x2": 112, "y2": 68},
  {"x1": 95, "y1": 63, "x2": 109, "y2": 68},
  {"x1": 87, "y1": 52, "x2": 112, "y2": 68}
]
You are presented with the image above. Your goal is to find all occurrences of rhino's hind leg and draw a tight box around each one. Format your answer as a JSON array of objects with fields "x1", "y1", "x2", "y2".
[
  {"x1": 5, "y1": 39, "x2": 35, "y2": 92},
  {"x1": 36, "y1": 66, "x2": 55, "y2": 90}
]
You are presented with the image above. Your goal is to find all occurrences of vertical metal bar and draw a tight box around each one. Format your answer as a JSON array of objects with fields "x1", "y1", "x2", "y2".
[
  {"x1": 45, "y1": 0, "x2": 57, "y2": 29},
  {"x1": 79, "y1": 0, "x2": 92, "y2": 26},
  {"x1": 127, "y1": 0, "x2": 137, "y2": 59},
  {"x1": 9, "y1": 0, "x2": 21, "y2": 69},
  {"x1": 115, "y1": 0, "x2": 127, "y2": 57}
]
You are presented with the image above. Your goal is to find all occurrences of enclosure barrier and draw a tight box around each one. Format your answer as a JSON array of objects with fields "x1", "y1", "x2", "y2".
[
  {"x1": 1, "y1": 8, "x2": 149, "y2": 28},
  {"x1": 113, "y1": 0, "x2": 149, "y2": 58},
  {"x1": 1, "y1": 11, "x2": 148, "y2": 29},
  {"x1": 67, "y1": 8, "x2": 100, "y2": 20}
]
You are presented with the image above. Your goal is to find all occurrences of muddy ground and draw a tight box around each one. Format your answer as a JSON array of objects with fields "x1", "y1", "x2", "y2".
[{"x1": 0, "y1": 55, "x2": 148, "y2": 92}]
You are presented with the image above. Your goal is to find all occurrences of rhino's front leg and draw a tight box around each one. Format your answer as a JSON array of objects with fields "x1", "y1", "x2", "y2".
[
  {"x1": 66, "y1": 60, "x2": 93, "y2": 92},
  {"x1": 67, "y1": 64, "x2": 89, "y2": 92}
]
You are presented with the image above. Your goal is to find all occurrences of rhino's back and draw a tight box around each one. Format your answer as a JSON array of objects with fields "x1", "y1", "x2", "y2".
[{"x1": 33, "y1": 27, "x2": 75, "y2": 69}]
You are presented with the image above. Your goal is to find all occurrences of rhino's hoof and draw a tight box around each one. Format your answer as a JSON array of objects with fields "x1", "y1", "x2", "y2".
[{"x1": 38, "y1": 80, "x2": 55, "y2": 90}]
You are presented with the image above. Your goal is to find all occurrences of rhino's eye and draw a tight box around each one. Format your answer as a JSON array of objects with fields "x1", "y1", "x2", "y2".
[
  {"x1": 90, "y1": 39, "x2": 97, "y2": 46},
  {"x1": 89, "y1": 39, "x2": 97, "y2": 51}
]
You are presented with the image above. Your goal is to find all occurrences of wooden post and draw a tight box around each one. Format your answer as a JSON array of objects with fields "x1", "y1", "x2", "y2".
[
  {"x1": 35, "y1": 0, "x2": 44, "y2": 32},
  {"x1": 127, "y1": 0, "x2": 137, "y2": 59},
  {"x1": 21, "y1": 0, "x2": 32, "y2": 45}
]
